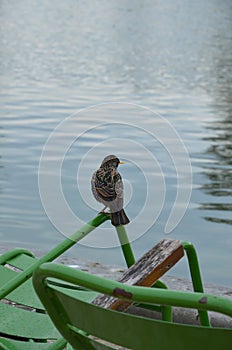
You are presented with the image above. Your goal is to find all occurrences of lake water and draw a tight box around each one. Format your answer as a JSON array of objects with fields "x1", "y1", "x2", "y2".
[{"x1": 0, "y1": 0, "x2": 232, "y2": 286}]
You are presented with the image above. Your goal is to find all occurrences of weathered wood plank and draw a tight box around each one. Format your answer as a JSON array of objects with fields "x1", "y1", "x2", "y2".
[{"x1": 92, "y1": 239, "x2": 184, "y2": 310}]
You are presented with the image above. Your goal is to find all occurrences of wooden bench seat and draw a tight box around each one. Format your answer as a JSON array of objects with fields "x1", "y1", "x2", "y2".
[{"x1": 93, "y1": 238, "x2": 184, "y2": 310}]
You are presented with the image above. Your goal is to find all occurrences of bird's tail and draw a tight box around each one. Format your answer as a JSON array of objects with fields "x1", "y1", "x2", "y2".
[{"x1": 111, "y1": 209, "x2": 130, "y2": 227}]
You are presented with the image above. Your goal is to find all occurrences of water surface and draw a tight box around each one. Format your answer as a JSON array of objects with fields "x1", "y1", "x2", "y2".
[{"x1": 0, "y1": 0, "x2": 232, "y2": 285}]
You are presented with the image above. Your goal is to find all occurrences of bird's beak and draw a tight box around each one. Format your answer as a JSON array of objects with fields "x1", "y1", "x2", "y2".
[{"x1": 119, "y1": 161, "x2": 125, "y2": 164}]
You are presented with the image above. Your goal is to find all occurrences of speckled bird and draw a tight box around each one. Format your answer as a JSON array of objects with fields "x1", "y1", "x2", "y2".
[{"x1": 91, "y1": 155, "x2": 130, "y2": 227}]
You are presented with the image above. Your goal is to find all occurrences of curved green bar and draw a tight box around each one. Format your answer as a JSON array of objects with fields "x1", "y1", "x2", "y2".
[
  {"x1": 0, "y1": 248, "x2": 35, "y2": 264},
  {"x1": 33, "y1": 262, "x2": 232, "y2": 350},
  {"x1": 0, "y1": 213, "x2": 109, "y2": 300},
  {"x1": 182, "y1": 240, "x2": 210, "y2": 326},
  {"x1": 36, "y1": 263, "x2": 232, "y2": 318}
]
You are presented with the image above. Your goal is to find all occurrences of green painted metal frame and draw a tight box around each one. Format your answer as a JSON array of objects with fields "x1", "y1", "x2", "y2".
[
  {"x1": 0, "y1": 214, "x2": 109, "y2": 349},
  {"x1": 35, "y1": 263, "x2": 232, "y2": 317},
  {"x1": 115, "y1": 225, "x2": 135, "y2": 267},
  {"x1": 0, "y1": 215, "x2": 164, "y2": 300},
  {"x1": 0, "y1": 213, "x2": 109, "y2": 300},
  {"x1": 33, "y1": 263, "x2": 232, "y2": 350},
  {"x1": 182, "y1": 241, "x2": 210, "y2": 326},
  {"x1": 0, "y1": 211, "x2": 211, "y2": 348},
  {"x1": 0, "y1": 214, "x2": 210, "y2": 326}
]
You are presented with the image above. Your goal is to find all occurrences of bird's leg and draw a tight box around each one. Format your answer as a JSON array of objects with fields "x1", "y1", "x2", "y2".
[{"x1": 99, "y1": 206, "x2": 107, "y2": 213}]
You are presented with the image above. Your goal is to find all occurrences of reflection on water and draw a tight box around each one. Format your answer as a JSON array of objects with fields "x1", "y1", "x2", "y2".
[
  {"x1": 199, "y1": 13, "x2": 232, "y2": 226},
  {"x1": 0, "y1": 0, "x2": 232, "y2": 285},
  {"x1": 200, "y1": 110, "x2": 232, "y2": 224}
]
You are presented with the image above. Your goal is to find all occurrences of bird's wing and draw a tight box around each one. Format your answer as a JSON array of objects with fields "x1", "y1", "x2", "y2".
[
  {"x1": 115, "y1": 172, "x2": 124, "y2": 199},
  {"x1": 112, "y1": 172, "x2": 124, "y2": 211},
  {"x1": 95, "y1": 168, "x2": 117, "y2": 201}
]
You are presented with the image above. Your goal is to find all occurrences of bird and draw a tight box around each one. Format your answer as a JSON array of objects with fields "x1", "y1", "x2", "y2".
[{"x1": 91, "y1": 155, "x2": 130, "y2": 227}]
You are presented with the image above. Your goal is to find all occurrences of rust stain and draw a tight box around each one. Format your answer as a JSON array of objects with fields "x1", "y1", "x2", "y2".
[
  {"x1": 199, "y1": 297, "x2": 208, "y2": 304},
  {"x1": 113, "y1": 287, "x2": 132, "y2": 299}
]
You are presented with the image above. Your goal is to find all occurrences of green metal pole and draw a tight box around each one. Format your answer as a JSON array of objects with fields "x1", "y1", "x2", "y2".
[
  {"x1": 115, "y1": 225, "x2": 135, "y2": 268},
  {"x1": 182, "y1": 241, "x2": 210, "y2": 327},
  {"x1": 0, "y1": 213, "x2": 109, "y2": 300},
  {"x1": 115, "y1": 226, "x2": 168, "y2": 287}
]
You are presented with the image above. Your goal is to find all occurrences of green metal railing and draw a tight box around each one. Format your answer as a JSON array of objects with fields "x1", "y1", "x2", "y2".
[
  {"x1": 34, "y1": 263, "x2": 232, "y2": 319},
  {"x1": 0, "y1": 213, "x2": 109, "y2": 300},
  {"x1": 182, "y1": 241, "x2": 210, "y2": 326},
  {"x1": 0, "y1": 213, "x2": 210, "y2": 326},
  {"x1": 115, "y1": 225, "x2": 135, "y2": 267},
  {"x1": 0, "y1": 214, "x2": 135, "y2": 300}
]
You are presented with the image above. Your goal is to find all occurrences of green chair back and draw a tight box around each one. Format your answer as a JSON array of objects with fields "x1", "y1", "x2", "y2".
[{"x1": 33, "y1": 263, "x2": 232, "y2": 350}]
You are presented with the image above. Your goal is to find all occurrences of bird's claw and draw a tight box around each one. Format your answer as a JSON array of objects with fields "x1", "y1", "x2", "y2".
[{"x1": 99, "y1": 206, "x2": 108, "y2": 213}]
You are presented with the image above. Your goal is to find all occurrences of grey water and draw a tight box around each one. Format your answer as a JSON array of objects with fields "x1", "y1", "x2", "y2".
[{"x1": 0, "y1": 0, "x2": 232, "y2": 286}]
